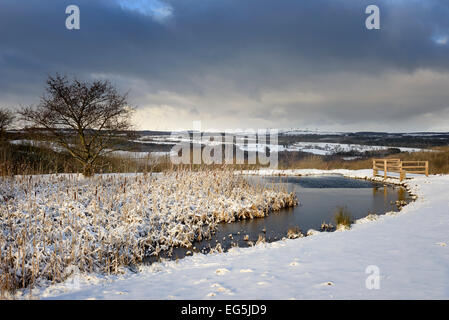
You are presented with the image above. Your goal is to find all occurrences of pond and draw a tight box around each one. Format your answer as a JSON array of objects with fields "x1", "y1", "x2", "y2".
[{"x1": 148, "y1": 174, "x2": 412, "y2": 262}]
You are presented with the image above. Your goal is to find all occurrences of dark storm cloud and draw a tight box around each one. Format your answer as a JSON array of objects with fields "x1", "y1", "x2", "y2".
[{"x1": 1, "y1": 0, "x2": 449, "y2": 130}]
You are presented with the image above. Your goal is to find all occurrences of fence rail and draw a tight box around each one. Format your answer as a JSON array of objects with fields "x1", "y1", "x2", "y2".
[{"x1": 373, "y1": 159, "x2": 429, "y2": 181}]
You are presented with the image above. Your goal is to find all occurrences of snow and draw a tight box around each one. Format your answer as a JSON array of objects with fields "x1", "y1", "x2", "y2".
[
  {"x1": 298, "y1": 148, "x2": 330, "y2": 155},
  {"x1": 133, "y1": 137, "x2": 428, "y2": 155},
  {"x1": 280, "y1": 129, "x2": 345, "y2": 136},
  {"x1": 342, "y1": 156, "x2": 362, "y2": 161},
  {"x1": 21, "y1": 169, "x2": 449, "y2": 300},
  {"x1": 109, "y1": 150, "x2": 175, "y2": 159},
  {"x1": 0, "y1": 170, "x2": 296, "y2": 299},
  {"x1": 9, "y1": 139, "x2": 66, "y2": 152},
  {"x1": 289, "y1": 142, "x2": 425, "y2": 155}
]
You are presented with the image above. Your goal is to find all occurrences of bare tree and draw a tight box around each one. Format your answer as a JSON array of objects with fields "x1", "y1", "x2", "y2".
[
  {"x1": 20, "y1": 75, "x2": 134, "y2": 176},
  {"x1": 0, "y1": 108, "x2": 15, "y2": 139}
]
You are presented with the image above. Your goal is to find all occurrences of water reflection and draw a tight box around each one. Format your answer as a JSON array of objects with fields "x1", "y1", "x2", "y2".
[{"x1": 398, "y1": 187, "x2": 406, "y2": 201}]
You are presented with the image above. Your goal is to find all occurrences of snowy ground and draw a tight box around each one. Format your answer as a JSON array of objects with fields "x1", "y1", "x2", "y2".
[{"x1": 18, "y1": 169, "x2": 449, "y2": 300}]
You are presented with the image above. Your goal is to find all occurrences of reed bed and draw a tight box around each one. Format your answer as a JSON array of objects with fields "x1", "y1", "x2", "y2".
[{"x1": 0, "y1": 168, "x2": 297, "y2": 296}]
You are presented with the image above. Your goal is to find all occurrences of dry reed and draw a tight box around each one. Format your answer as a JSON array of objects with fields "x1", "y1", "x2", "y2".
[{"x1": 0, "y1": 168, "x2": 297, "y2": 297}]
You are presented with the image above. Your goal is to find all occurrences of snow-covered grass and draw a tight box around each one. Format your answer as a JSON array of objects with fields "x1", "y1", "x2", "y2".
[
  {"x1": 27, "y1": 169, "x2": 449, "y2": 300},
  {"x1": 0, "y1": 169, "x2": 297, "y2": 298}
]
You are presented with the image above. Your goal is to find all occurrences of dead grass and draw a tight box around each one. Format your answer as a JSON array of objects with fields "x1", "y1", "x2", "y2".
[
  {"x1": 334, "y1": 206, "x2": 353, "y2": 229},
  {"x1": 279, "y1": 147, "x2": 449, "y2": 174},
  {"x1": 287, "y1": 227, "x2": 303, "y2": 239},
  {"x1": 387, "y1": 147, "x2": 449, "y2": 174}
]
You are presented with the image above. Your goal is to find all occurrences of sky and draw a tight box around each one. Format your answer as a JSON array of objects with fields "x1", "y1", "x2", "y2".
[{"x1": 1, "y1": 0, "x2": 449, "y2": 132}]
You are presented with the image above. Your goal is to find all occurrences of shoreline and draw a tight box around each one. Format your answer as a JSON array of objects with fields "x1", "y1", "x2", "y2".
[{"x1": 18, "y1": 168, "x2": 448, "y2": 300}]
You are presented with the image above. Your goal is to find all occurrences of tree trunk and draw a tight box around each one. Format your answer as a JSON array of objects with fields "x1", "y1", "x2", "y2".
[{"x1": 83, "y1": 163, "x2": 95, "y2": 177}]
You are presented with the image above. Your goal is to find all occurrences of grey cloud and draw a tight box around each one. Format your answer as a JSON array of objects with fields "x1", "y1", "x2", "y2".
[{"x1": 0, "y1": 0, "x2": 449, "y2": 130}]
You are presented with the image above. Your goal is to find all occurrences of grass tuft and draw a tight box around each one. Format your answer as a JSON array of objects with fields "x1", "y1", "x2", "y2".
[
  {"x1": 287, "y1": 227, "x2": 303, "y2": 239},
  {"x1": 334, "y1": 206, "x2": 353, "y2": 230}
]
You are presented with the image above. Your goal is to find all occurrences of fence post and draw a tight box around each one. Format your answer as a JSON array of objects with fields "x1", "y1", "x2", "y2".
[
  {"x1": 425, "y1": 161, "x2": 429, "y2": 177},
  {"x1": 384, "y1": 160, "x2": 387, "y2": 179}
]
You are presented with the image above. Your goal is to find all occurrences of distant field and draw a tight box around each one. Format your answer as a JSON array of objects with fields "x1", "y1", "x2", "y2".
[{"x1": 2, "y1": 130, "x2": 449, "y2": 175}]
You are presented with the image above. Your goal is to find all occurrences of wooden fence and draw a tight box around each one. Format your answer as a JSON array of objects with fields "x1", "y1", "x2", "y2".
[{"x1": 373, "y1": 159, "x2": 429, "y2": 181}]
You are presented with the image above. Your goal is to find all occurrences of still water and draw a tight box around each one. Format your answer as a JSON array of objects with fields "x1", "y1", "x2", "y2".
[{"x1": 150, "y1": 174, "x2": 411, "y2": 262}]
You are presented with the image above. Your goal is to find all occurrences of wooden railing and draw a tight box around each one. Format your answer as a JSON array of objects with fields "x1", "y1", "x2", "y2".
[{"x1": 373, "y1": 159, "x2": 429, "y2": 181}]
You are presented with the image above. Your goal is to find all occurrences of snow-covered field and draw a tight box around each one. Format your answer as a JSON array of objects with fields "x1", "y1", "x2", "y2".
[
  {"x1": 18, "y1": 169, "x2": 448, "y2": 300},
  {"x1": 134, "y1": 136, "x2": 427, "y2": 155},
  {"x1": 239, "y1": 141, "x2": 426, "y2": 155},
  {"x1": 287, "y1": 142, "x2": 425, "y2": 155},
  {"x1": 9, "y1": 138, "x2": 428, "y2": 159}
]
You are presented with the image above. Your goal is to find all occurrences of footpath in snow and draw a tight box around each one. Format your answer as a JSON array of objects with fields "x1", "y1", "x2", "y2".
[{"x1": 32, "y1": 169, "x2": 449, "y2": 299}]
